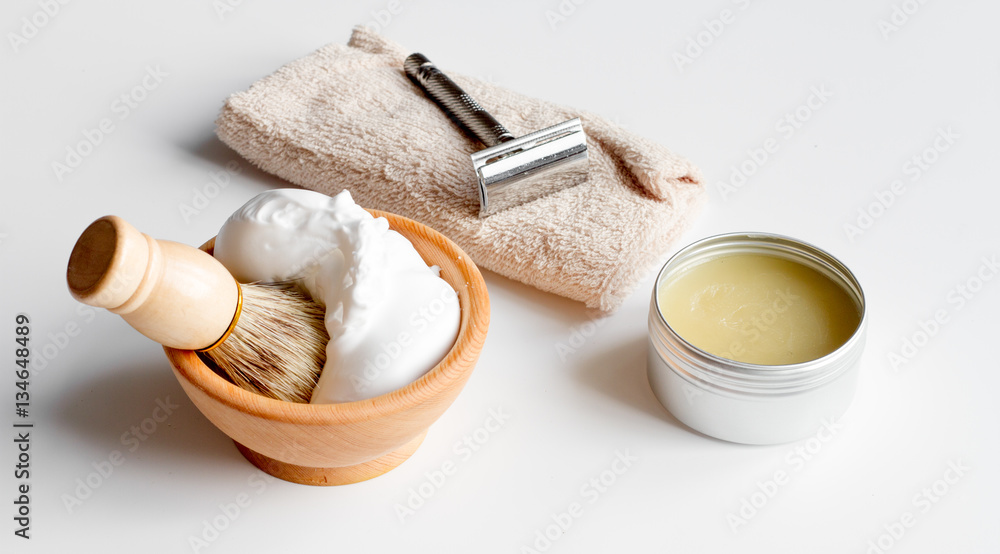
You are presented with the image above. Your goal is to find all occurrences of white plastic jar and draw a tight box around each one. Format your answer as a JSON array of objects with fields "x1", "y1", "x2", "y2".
[{"x1": 647, "y1": 233, "x2": 867, "y2": 444}]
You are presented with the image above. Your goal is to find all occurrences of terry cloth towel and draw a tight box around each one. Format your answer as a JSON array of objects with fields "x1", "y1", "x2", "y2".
[{"x1": 216, "y1": 27, "x2": 704, "y2": 312}]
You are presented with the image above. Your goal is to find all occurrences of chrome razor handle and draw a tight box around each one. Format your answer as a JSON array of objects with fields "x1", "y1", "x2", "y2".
[{"x1": 404, "y1": 53, "x2": 514, "y2": 147}]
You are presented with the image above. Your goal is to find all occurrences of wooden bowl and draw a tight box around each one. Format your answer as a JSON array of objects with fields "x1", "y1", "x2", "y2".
[{"x1": 164, "y1": 210, "x2": 489, "y2": 486}]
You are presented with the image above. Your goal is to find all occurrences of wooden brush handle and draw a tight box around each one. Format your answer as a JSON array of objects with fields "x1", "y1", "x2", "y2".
[{"x1": 67, "y1": 215, "x2": 240, "y2": 351}]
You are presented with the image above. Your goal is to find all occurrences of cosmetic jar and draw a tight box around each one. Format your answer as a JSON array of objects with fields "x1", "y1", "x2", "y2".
[{"x1": 647, "y1": 233, "x2": 866, "y2": 444}]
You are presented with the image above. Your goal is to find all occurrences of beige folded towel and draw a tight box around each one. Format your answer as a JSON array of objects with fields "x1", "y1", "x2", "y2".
[{"x1": 216, "y1": 27, "x2": 704, "y2": 312}]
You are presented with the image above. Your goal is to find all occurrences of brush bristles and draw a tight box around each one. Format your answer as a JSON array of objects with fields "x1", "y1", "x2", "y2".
[{"x1": 201, "y1": 282, "x2": 328, "y2": 403}]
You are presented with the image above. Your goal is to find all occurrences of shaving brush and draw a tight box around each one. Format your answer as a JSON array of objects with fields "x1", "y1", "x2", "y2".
[{"x1": 66, "y1": 215, "x2": 328, "y2": 403}]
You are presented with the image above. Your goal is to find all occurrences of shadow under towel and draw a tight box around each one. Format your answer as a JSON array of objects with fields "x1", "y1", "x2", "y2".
[{"x1": 216, "y1": 27, "x2": 705, "y2": 312}]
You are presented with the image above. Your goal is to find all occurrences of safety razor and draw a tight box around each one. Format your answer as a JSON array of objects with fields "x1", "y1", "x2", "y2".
[{"x1": 404, "y1": 53, "x2": 589, "y2": 217}]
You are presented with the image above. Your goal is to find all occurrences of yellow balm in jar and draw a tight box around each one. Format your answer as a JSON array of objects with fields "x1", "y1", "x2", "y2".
[
  {"x1": 657, "y1": 253, "x2": 861, "y2": 365},
  {"x1": 647, "y1": 233, "x2": 867, "y2": 444}
]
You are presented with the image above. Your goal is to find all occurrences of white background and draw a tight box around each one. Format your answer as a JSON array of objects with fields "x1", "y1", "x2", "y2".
[{"x1": 2, "y1": 1, "x2": 998, "y2": 552}]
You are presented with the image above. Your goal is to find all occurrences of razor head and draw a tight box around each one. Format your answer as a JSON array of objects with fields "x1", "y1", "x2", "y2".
[{"x1": 471, "y1": 118, "x2": 588, "y2": 217}]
